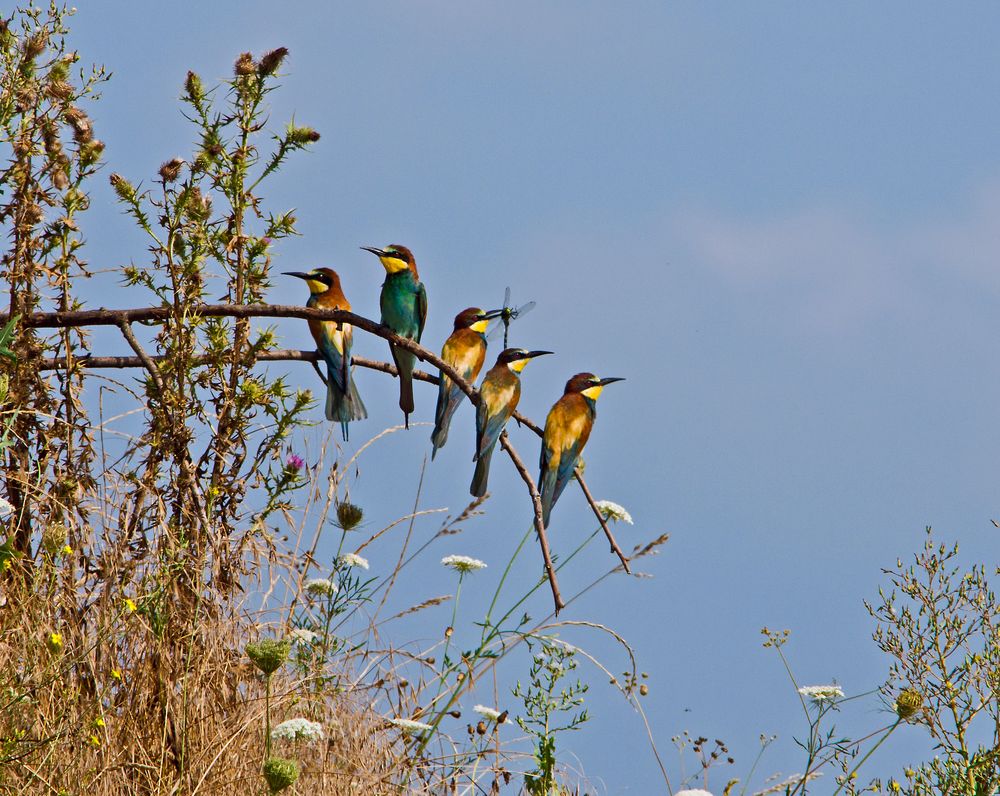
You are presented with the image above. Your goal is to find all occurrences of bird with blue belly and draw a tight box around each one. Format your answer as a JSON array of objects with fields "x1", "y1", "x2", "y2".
[
  {"x1": 471, "y1": 347, "x2": 552, "y2": 497},
  {"x1": 284, "y1": 267, "x2": 367, "y2": 441},
  {"x1": 361, "y1": 244, "x2": 427, "y2": 428},
  {"x1": 539, "y1": 373, "x2": 624, "y2": 527}
]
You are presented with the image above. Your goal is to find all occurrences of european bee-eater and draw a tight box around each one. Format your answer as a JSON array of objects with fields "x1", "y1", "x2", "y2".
[
  {"x1": 471, "y1": 348, "x2": 552, "y2": 497},
  {"x1": 539, "y1": 373, "x2": 624, "y2": 527},
  {"x1": 284, "y1": 268, "x2": 367, "y2": 441},
  {"x1": 431, "y1": 307, "x2": 502, "y2": 459},
  {"x1": 360, "y1": 244, "x2": 427, "y2": 427}
]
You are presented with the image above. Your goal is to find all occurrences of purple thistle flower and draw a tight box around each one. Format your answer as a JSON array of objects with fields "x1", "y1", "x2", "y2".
[{"x1": 286, "y1": 453, "x2": 305, "y2": 473}]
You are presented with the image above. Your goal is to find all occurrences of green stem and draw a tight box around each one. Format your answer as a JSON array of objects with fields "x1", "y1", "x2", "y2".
[
  {"x1": 830, "y1": 719, "x2": 901, "y2": 796},
  {"x1": 483, "y1": 523, "x2": 533, "y2": 633},
  {"x1": 264, "y1": 674, "x2": 272, "y2": 759}
]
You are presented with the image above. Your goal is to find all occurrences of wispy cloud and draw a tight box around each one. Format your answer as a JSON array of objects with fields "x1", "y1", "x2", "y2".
[{"x1": 668, "y1": 181, "x2": 1000, "y2": 333}]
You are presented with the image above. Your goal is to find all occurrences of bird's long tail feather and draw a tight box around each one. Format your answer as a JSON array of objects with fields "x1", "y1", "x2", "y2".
[
  {"x1": 431, "y1": 388, "x2": 461, "y2": 459},
  {"x1": 392, "y1": 344, "x2": 415, "y2": 425},
  {"x1": 326, "y1": 364, "x2": 367, "y2": 441},
  {"x1": 539, "y1": 462, "x2": 559, "y2": 528},
  {"x1": 470, "y1": 442, "x2": 495, "y2": 497}
]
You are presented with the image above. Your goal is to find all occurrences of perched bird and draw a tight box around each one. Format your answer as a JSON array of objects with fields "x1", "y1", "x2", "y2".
[
  {"x1": 360, "y1": 245, "x2": 427, "y2": 427},
  {"x1": 471, "y1": 348, "x2": 552, "y2": 497},
  {"x1": 284, "y1": 268, "x2": 367, "y2": 441},
  {"x1": 431, "y1": 307, "x2": 502, "y2": 459},
  {"x1": 538, "y1": 373, "x2": 624, "y2": 527}
]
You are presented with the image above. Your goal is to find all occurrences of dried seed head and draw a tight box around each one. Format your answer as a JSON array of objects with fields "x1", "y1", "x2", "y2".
[
  {"x1": 45, "y1": 80, "x2": 73, "y2": 101},
  {"x1": 14, "y1": 86, "x2": 37, "y2": 113},
  {"x1": 51, "y1": 166, "x2": 69, "y2": 191},
  {"x1": 24, "y1": 203, "x2": 44, "y2": 225},
  {"x1": 258, "y1": 46, "x2": 289, "y2": 76},
  {"x1": 335, "y1": 501, "x2": 363, "y2": 530},
  {"x1": 42, "y1": 523, "x2": 67, "y2": 555},
  {"x1": 497, "y1": 710, "x2": 508, "y2": 724},
  {"x1": 895, "y1": 688, "x2": 923, "y2": 721},
  {"x1": 476, "y1": 721, "x2": 487, "y2": 735},
  {"x1": 639, "y1": 684, "x2": 649, "y2": 696},
  {"x1": 158, "y1": 158, "x2": 184, "y2": 183},
  {"x1": 234, "y1": 51, "x2": 256, "y2": 77},
  {"x1": 64, "y1": 107, "x2": 93, "y2": 144},
  {"x1": 23, "y1": 33, "x2": 47, "y2": 60}
]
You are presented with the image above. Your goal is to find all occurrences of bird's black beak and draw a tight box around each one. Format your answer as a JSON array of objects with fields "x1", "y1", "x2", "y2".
[
  {"x1": 527, "y1": 350, "x2": 554, "y2": 359},
  {"x1": 598, "y1": 376, "x2": 625, "y2": 386},
  {"x1": 480, "y1": 308, "x2": 504, "y2": 320},
  {"x1": 360, "y1": 246, "x2": 386, "y2": 257},
  {"x1": 283, "y1": 271, "x2": 311, "y2": 280}
]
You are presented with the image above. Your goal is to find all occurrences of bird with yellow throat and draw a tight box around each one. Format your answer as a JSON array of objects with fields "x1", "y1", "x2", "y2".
[
  {"x1": 284, "y1": 267, "x2": 367, "y2": 440},
  {"x1": 361, "y1": 245, "x2": 427, "y2": 428}
]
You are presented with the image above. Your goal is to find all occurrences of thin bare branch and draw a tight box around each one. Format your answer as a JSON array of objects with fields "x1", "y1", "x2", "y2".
[{"x1": 499, "y1": 429, "x2": 564, "y2": 614}]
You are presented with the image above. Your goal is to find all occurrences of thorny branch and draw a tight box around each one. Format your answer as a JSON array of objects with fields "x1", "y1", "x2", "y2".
[{"x1": 3, "y1": 302, "x2": 633, "y2": 610}]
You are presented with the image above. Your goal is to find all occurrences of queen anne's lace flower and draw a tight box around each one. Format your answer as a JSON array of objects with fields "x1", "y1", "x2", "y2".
[
  {"x1": 473, "y1": 705, "x2": 501, "y2": 721},
  {"x1": 339, "y1": 553, "x2": 369, "y2": 570},
  {"x1": 287, "y1": 628, "x2": 318, "y2": 644},
  {"x1": 271, "y1": 717, "x2": 324, "y2": 742},
  {"x1": 798, "y1": 684, "x2": 844, "y2": 703},
  {"x1": 305, "y1": 578, "x2": 337, "y2": 597},
  {"x1": 388, "y1": 717, "x2": 433, "y2": 734},
  {"x1": 594, "y1": 500, "x2": 633, "y2": 524},
  {"x1": 675, "y1": 790, "x2": 714, "y2": 796},
  {"x1": 440, "y1": 555, "x2": 487, "y2": 573}
]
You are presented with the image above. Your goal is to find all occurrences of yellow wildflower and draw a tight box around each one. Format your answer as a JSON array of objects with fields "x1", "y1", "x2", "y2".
[
  {"x1": 110, "y1": 669, "x2": 122, "y2": 681},
  {"x1": 46, "y1": 632, "x2": 63, "y2": 654},
  {"x1": 123, "y1": 598, "x2": 137, "y2": 614}
]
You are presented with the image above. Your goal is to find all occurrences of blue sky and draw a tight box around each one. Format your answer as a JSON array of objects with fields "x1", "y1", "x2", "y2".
[{"x1": 62, "y1": 2, "x2": 1000, "y2": 791}]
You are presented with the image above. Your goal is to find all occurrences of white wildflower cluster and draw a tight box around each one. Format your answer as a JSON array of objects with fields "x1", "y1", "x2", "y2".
[
  {"x1": 305, "y1": 578, "x2": 337, "y2": 597},
  {"x1": 798, "y1": 684, "x2": 844, "y2": 704},
  {"x1": 388, "y1": 717, "x2": 433, "y2": 734},
  {"x1": 675, "y1": 790, "x2": 715, "y2": 796},
  {"x1": 473, "y1": 705, "x2": 501, "y2": 721},
  {"x1": 338, "y1": 552, "x2": 369, "y2": 570},
  {"x1": 287, "y1": 628, "x2": 318, "y2": 644},
  {"x1": 440, "y1": 554, "x2": 487, "y2": 574},
  {"x1": 594, "y1": 500, "x2": 633, "y2": 524},
  {"x1": 270, "y1": 717, "x2": 324, "y2": 743}
]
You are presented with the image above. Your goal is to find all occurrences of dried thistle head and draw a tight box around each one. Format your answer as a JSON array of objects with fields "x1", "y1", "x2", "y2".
[
  {"x1": 63, "y1": 106, "x2": 93, "y2": 144},
  {"x1": 234, "y1": 51, "x2": 256, "y2": 77},
  {"x1": 258, "y1": 47, "x2": 288, "y2": 77},
  {"x1": 158, "y1": 158, "x2": 184, "y2": 183},
  {"x1": 22, "y1": 32, "x2": 47, "y2": 60}
]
